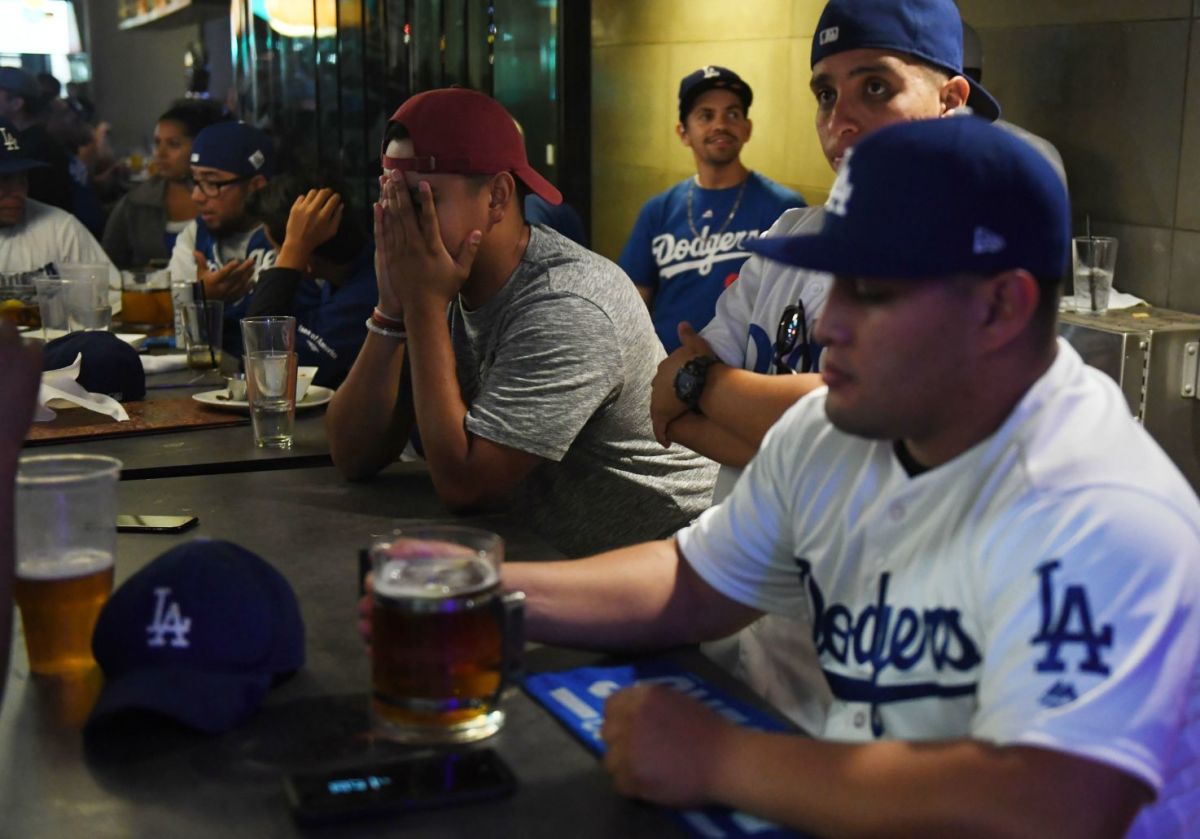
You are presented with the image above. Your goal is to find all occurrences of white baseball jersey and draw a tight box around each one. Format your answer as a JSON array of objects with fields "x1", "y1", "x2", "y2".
[
  {"x1": 0, "y1": 198, "x2": 121, "y2": 295},
  {"x1": 700, "y1": 205, "x2": 832, "y2": 502},
  {"x1": 679, "y1": 340, "x2": 1200, "y2": 837}
]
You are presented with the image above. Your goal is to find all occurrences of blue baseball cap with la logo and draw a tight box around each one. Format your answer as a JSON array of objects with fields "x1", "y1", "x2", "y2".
[
  {"x1": 88, "y1": 540, "x2": 305, "y2": 734},
  {"x1": 744, "y1": 117, "x2": 1070, "y2": 281},
  {"x1": 811, "y1": 0, "x2": 1001, "y2": 121},
  {"x1": 677, "y1": 65, "x2": 753, "y2": 123},
  {"x1": 0, "y1": 117, "x2": 49, "y2": 175}
]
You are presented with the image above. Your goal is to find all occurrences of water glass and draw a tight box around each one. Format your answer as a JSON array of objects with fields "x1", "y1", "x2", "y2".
[
  {"x1": 240, "y1": 316, "x2": 297, "y2": 449},
  {"x1": 181, "y1": 300, "x2": 224, "y2": 369},
  {"x1": 1071, "y1": 236, "x2": 1118, "y2": 315},
  {"x1": 56, "y1": 263, "x2": 113, "y2": 331}
]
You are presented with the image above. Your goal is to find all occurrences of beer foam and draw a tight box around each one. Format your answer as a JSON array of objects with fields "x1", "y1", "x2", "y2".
[
  {"x1": 18, "y1": 549, "x2": 114, "y2": 581},
  {"x1": 376, "y1": 555, "x2": 498, "y2": 598}
]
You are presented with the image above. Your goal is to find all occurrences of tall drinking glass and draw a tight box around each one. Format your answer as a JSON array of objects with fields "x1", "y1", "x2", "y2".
[
  {"x1": 15, "y1": 454, "x2": 121, "y2": 676},
  {"x1": 56, "y1": 263, "x2": 113, "y2": 331},
  {"x1": 240, "y1": 315, "x2": 297, "y2": 449}
]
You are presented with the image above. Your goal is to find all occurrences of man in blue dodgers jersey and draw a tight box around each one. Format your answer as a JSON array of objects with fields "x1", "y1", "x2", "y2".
[
  {"x1": 618, "y1": 66, "x2": 805, "y2": 353},
  {"x1": 167, "y1": 121, "x2": 276, "y2": 354},
  {"x1": 502, "y1": 119, "x2": 1200, "y2": 836},
  {"x1": 652, "y1": 0, "x2": 1006, "y2": 737}
]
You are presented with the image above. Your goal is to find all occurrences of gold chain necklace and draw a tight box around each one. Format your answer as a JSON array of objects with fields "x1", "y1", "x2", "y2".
[{"x1": 686, "y1": 175, "x2": 750, "y2": 239}]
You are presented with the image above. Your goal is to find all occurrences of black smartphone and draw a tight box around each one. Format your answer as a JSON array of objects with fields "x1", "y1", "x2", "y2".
[
  {"x1": 115, "y1": 515, "x2": 199, "y2": 534},
  {"x1": 284, "y1": 749, "x2": 516, "y2": 826}
]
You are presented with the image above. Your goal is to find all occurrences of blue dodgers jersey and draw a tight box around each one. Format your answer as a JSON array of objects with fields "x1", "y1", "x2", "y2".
[
  {"x1": 619, "y1": 173, "x2": 805, "y2": 352},
  {"x1": 193, "y1": 222, "x2": 276, "y2": 354},
  {"x1": 524, "y1": 660, "x2": 809, "y2": 839}
]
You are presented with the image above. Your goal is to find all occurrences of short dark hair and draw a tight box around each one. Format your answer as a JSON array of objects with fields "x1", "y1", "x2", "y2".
[
  {"x1": 157, "y1": 99, "x2": 230, "y2": 139},
  {"x1": 246, "y1": 173, "x2": 365, "y2": 265}
]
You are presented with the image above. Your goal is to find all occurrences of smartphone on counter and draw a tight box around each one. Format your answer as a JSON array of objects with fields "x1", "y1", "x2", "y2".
[
  {"x1": 284, "y1": 749, "x2": 516, "y2": 826},
  {"x1": 116, "y1": 515, "x2": 199, "y2": 534}
]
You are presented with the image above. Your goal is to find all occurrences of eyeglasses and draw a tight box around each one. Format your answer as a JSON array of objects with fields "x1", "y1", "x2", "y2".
[
  {"x1": 774, "y1": 297, "x2": 813, "y2": 374},
  {"x1": 191, "y1": 175, "x2": 252, "y2": 197}
]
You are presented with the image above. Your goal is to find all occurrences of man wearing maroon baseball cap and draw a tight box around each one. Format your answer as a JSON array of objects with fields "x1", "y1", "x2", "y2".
[{"x1": 326, "y1": 89, "x2": 716, "y2": 558}]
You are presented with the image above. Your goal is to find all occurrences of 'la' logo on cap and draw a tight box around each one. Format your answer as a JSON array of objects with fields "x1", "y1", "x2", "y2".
[
  {"x1": 819, "y1": 26, "x2": 839, "y2": 46},
  {"x1": 702, "y1": 66, "x2": 720, "y2": 79},
  {"x1": 146, "y1": 586, "x2": 192, "y2": 648},
  {"x1": 1, "y1": 127, "x2": 18, "y2": 152}
]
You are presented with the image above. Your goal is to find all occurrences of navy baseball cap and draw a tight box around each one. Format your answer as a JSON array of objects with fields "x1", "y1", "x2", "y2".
[
  {"x1": 190, "y1": 121, "x2": 275, "y2": 178},
  {"x1": 0, "y1": 67, "x2": 38, "y2": 99},
  {"x1": 744, "y1": 118, "x2": 1070, "y2": 280},
  {"x1": 0, "y1": 118, "x2": 49, "y2": 175},
  {"x1": 43, "y1": 332, "x2": 146, "y2": 402},
  {"x1": 678, "y1": 66, "x2": 753, "y2": 123},
  {"x1": 811, "y1": 0, "x2": 1000, "y2": 122},
  {"x1": 88, "y1": 541, "x2": 305, "y2": 734}
]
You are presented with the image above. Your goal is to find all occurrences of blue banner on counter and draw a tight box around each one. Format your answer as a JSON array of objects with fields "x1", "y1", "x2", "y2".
[{"x1": 523, "y1": 660, "x2": 809, "y2": 839}]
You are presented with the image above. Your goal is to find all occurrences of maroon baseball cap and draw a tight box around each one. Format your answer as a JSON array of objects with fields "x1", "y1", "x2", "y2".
[{"x1": 384, "y1": 88, "x2": 562, "y2": 206}]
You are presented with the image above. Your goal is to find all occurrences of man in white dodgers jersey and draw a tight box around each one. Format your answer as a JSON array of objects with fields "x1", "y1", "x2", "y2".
[
  {"x1": 654, "y1": 0, "x2": 1009, "y2": 739},
  {"x1": 503, "y1": 117, "x2": 1200, "y2": 836}
]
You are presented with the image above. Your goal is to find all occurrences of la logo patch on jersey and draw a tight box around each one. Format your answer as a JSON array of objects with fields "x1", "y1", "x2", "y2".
[
  {"x1": 146, "y1": 586, "x2": 192, "y2": 648},
  {"x1": 1030, "y1": 561, "x2": 1113, "y2": 708}
]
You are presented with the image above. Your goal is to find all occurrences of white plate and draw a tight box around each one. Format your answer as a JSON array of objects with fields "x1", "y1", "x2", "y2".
[{"x1": 192, "y1": 385, "x2": 334, "y2": 412}]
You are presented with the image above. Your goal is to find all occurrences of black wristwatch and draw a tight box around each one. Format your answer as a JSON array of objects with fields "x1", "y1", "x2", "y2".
[{"x1": 674, "y1": 356, "x2": 719, "y2": 413}]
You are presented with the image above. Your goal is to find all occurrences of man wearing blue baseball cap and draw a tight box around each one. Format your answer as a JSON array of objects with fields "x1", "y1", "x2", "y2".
[
  {"x1": 619, "y1": 66, "x2": 806, "y2": 353},
  {"x1": 501, "y1": 118, "x2": 1200, "y2": 836},
  {"x1": 167, "y1": 121, "x2": 277, "y2": 351},
  {"x1": 649, "y1": 0, "x2": 1005, "y2": 731},
  {"x1": 0, "y1": 118, "x2": 119, "y2": 289}
]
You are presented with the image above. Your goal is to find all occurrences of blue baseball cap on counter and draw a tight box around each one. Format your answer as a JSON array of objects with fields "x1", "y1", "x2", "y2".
[
  {"x1": 811, "y1": 0, "x2": 1001, "y2": 121},
  {"x1": 88, "y1": 540, "x2": 305, "y2": 734},
  {"x1": 43, "y1": 332, "x2": 146, "y2": 402},
  {"x1": 744, "y1": 118, "x2": 1070, "y2": 280},
  {"x1": 190, "y1": 121, "x2": 275, "y2": 178}
]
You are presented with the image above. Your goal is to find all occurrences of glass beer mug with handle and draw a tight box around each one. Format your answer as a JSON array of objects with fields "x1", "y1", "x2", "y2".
[{"x1": 370, "y1": 525, "x2": 524, "y2": 744}]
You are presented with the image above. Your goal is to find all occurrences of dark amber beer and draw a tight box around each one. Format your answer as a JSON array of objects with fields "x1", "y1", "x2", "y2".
[
  {"x1": 370, "y1": 528, "x2": 523, "y2": 743},
  {"x1": 14, "y1": 551, "x2": 114, "y2": 675}
]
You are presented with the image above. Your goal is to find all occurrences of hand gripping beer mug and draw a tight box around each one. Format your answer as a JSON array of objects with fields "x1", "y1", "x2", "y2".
[
  {"x1": 370, "y1": 526, "x2": 524, "y2": 743},
  {"x1": 15, "y1": 455, "x2": 121, "y2": 675}
]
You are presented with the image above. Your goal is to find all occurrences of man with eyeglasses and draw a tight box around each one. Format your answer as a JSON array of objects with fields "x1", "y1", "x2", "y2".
[
  {"x1": 618, "y1": 66, "x2": 805, "y2": 353},
  {"x1": 650, "y1": 0, "x2": 1003, "y2": 736},
  {"x1": 500, "y1": 116, "x2": 1200, "y2": 839},
  {"x1": 167, "y1": 121, "x2": 276, "y2": 351}
]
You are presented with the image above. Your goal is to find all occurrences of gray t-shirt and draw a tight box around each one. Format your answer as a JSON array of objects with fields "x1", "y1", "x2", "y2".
[{"x1": 451, "y1": 224, "x2": 717, "y2": 557}]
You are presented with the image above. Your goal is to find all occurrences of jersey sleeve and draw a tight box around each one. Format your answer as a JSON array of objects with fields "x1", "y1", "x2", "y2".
[
  {"x1": 617, "y1": 197, "x2": 662, "y2": 292},
  {"x1": 677, "y1": 398, "x2": 819, "y2": 614},
  {"x1": 463, "y1": 292, "x2": 623, "y2": 462},
  {"x1": 168, "y1": 221, "x2": 199, "y2": 281},
  {"x1": 971, "y1": 488, "x2": 1200, "y2": 795}
]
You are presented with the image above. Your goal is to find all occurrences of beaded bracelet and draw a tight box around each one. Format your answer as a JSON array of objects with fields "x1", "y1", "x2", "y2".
[{"x1": 365, "y1": 317, "x2": 406, "y2": 340}]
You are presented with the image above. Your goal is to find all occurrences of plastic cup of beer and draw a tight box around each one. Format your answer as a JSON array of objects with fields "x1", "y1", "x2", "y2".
[
  {"x1": 120, "y1": 268, "x2": 173, "y2": 331},
  {"x1": 0, "y1": 272, "x2": 41, "y2": 329},
  {"x1": 181, "y1": 300, "x2": 224, "y2": 370},
  {"x1": 370, "y1": 526, "x2": 525, "y2": 744},
  {"x1": 1071, "y1": 236, "x2": 1118, "y2": 315},
  {"x1": 240, "y1": 316, "x2": 297, "y2": 449},
  {"x1": 14, "y1": 454, "x2": 122, "y2": 676}
]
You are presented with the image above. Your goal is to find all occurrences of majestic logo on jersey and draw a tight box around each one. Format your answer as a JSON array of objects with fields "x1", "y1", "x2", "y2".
[
  {"x1": 1039, "y1": 680, "x2": 1078, "y2": 708},
  {"x1": 146, "y1": 587, "x2": 192, "y2": 648},
  {"x1": 1, "y1": 127, "x2": 19, "y2": 152},
  {"x1": 797, "y1": 559, "x2": 980, "y2": 735},
  {"x1": 652, "y1": 227, "x2": 762, "y2": 280},
  {"x1": 819, "y1": 26, "x2": 839, "y2": 46},
  {"x1": 825, "y1": 150, "x2": 854, "y2": 217},
  {"x1": 1031, "y1": 560, "x2": 1113, "y2": 677}
]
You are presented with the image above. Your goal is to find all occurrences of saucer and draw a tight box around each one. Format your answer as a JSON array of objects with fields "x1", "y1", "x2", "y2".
[{"x1": 192, "y1": 385, "x2": 333, "y2": 412}]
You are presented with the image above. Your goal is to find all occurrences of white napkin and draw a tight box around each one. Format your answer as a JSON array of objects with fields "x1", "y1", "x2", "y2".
[
  {"x1": 35, "y1": 353, "x2": 130, "y2": 423},
  {"x1": 140, "y1": 353, "x2": 189, "y2": 374},
  {"x1": 1108, "y1": 289, "x2": 1146, "y2": 310}
]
